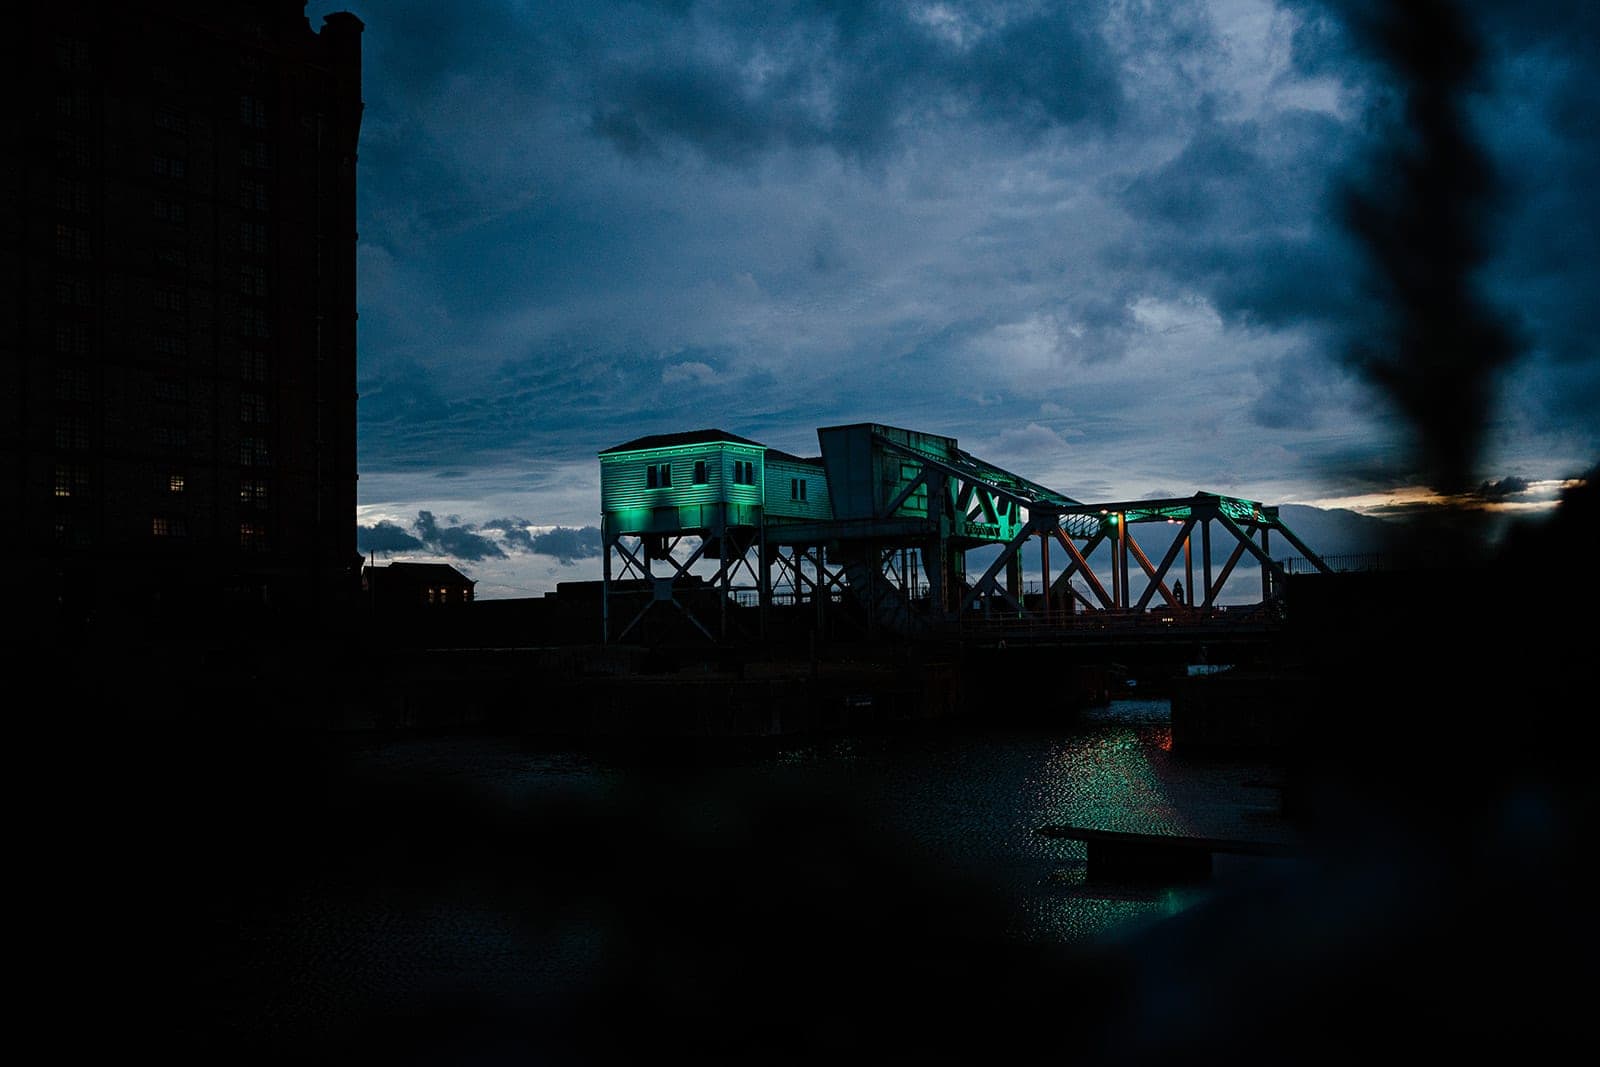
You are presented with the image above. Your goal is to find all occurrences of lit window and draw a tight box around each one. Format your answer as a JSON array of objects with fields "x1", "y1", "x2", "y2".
[
  {"x1": 169, "y1": 474, "x2": 185, "y2": 493},
  {"x1": 153, "y1": 516, "x2": 186, "y2": 537},
  {"x1": 693, "y1": 460, "x2": 707, "y2": 484},
  {"x1": 240, "y1": 521, "x2": 265, "y2": 550}
]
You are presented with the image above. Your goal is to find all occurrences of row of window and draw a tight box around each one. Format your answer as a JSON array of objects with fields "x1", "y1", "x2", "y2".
[
  {"x1": 52, "y1": 323, "x2": 275, "y2": 359},
  {"x1": 50, "y1": 425, "x2": 275, "y2": 461},
  {"x1": 57, "y1": 468, "x2": 267, "y2": 508},
  {"x1": 152, "y1": 517, "x2": 269, "y2": 551},
  {"x1": 645, "y1": 459, "x2": 762, "y2": 488},
  {"x1": 638, "y1": 459, "x2": 810, "y2": 501},
  {"x1": 56, "y1": 211, "x2": 271, "y2": 263}
]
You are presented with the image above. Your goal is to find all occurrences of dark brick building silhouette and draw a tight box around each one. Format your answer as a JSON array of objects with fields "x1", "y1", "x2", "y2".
[{"x1": 6, "y1": 1, "x2": 364, "y2": 635}]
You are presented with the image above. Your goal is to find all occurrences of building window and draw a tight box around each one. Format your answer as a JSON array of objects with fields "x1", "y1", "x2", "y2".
[
  {"x1": 693, "y1": 460, "x2": 707, "y2": 484},
  {"x1": 54, "y1": 130, "x2": 90, "y2": 167},
  {"x1": 168, "y1": 474, "x2": 185, "y2": 493},
  {"x1": 240, "y1": 479, "x2": 268, "y2": 508},
  {"x1": 55, "y1": 35, "x2": 90, "y2": 72},
  {"x1": 54, "y1": 224, "x2": 91, "y2": 260},
  {"x1": 154, "y1": 425, "x2": 188, "y2": 449},
  {"x1": 239, "y1": 94, "x2": 268, "y2": 128},
  {"x1": 154, "y1": 286, "x2": 185, "y2": 313},
  {"x1": 240, "y1": 141, "x2": 271, "y2": 169},
  {"x1": 55, "y1": 179, "x2": 89, "y2": 213},
  {"x1": 55, "y1": 416, "x2": 90, "y2": 450},
  {"x1": 152, "y1": 516, "x2": 186, "y2": 538},
  {"x1": 54, "y1": 322, "x2": 90, "y2": 355},
  {"x1": 240, "y1": 521, "x2": 265, "y2": 550},
  {"x1": 56, "y1": 368, "x2": 92, "y2": 403},
  {"x1": 153, "y1": 198, "x2": 186, "y2": 225},
  {"x1": 647, "y1": 463, "x2": 672, "y2": 489},
  {"x1": 239, "y1": 179, "x2": 268, "y2": 212},
  {"x1": 156, "y1": 246, "x2": 187, "y2": 270},
  {"x1": 152, "y1": 154, "x2": 186, "y2": 179},
  {"x1": 154, "y1": 107, "x2": 188, "y2": 133},
  {"x1": 240, "y1": 393, "x2": 269, "y2": 423},
  {"x1": 241, "y1": 351, "x2": 270, "y2": 381},
  {"x1": 239, "y1": 307, "x2": 271, "y2": 339},
  {"x1": 792, "y1": 478, "x2": 808, "y2": 501},
  {"x1": 55, "y1": 278, "x2": 93, "y2": 307},
  {"x1": 239, "y1": 265, "x2": 267, "y2": 297},
  {"x1": 154, "y1": 380, "x2": 187, "y2": 403},
  {"x1": 153, "y1": 333, "x2": 187, "y2": 356},
  {"x1": 239, "y1": 437, "x2": 269, "y2": 466},
  {"x1": 54, "y1": 464, "x2": 88, "y2": 498},
  {"x1": 240, "y1": 222, "x2": 267, "y2": 253}
]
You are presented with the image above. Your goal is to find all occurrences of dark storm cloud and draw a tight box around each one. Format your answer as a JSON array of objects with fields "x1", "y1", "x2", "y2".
[
  {"x1": 356, "y1": 520, "x2": 424, "y2": 555},
  {"x1": 587, "y1": 1, "x2": 1125, "y2": 163},
  {"x1": 479, "y1": 517, "x2": 536, "y2": 553},
  {"x1": 530, "y1": 526, "x2": 604, "y2": 564},
  {"x1": 1115, "y1": 112, "x2": 1361, "y2": 330},
  {"x1": 474, "y1": 519, "x2": 603, "y2": 563},
  {"x1": 415, "y1": 510, "x2": 508, "y2": 562},
  {"x1": 1475, "y1": 475, "x2": 1529, "y2": 501},
  {"x1": 1117, "y1": 1, "x2": 1597, "y2": 488}
]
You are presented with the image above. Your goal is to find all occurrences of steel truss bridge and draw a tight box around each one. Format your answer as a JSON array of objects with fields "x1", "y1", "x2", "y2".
[{"x1": 599, "y1": 424, "x2": 1330, "y2": 646}]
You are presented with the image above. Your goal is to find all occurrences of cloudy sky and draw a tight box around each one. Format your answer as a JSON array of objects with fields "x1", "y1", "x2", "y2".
[{"x1": 318, "y1": 0, "x2": 1599, "y2": 597}]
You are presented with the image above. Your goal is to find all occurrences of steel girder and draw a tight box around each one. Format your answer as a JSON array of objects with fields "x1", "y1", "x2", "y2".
[{"x1": 601, "y1": 521, "x2": 764, "y2": 644}]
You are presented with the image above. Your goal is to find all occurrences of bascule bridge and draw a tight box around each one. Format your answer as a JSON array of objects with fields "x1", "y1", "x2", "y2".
[{"x1": 598, "y1": 423, "x2": 1330, "y2": 645}]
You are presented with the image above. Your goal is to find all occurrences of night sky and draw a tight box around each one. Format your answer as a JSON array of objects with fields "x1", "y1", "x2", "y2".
[{"x1": 324, "y1": 1, "x2": 1599, "y2": 597}]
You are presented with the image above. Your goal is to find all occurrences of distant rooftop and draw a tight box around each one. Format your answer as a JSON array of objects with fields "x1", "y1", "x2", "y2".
[
  {"x1": 372, "y1": 561, "x2": 475, "y2": 583},
  {"x1": 765, "y1": 448, "x2": 824, "y2": 465},
  {"x1": 600, "y1": 428, "x2": 766, "y2": 455}
]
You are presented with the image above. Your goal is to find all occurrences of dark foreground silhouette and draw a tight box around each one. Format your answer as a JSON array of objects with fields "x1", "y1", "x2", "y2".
[{"x1": 54, "y1": 474, "x2": 1593, "y2": 1064}]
